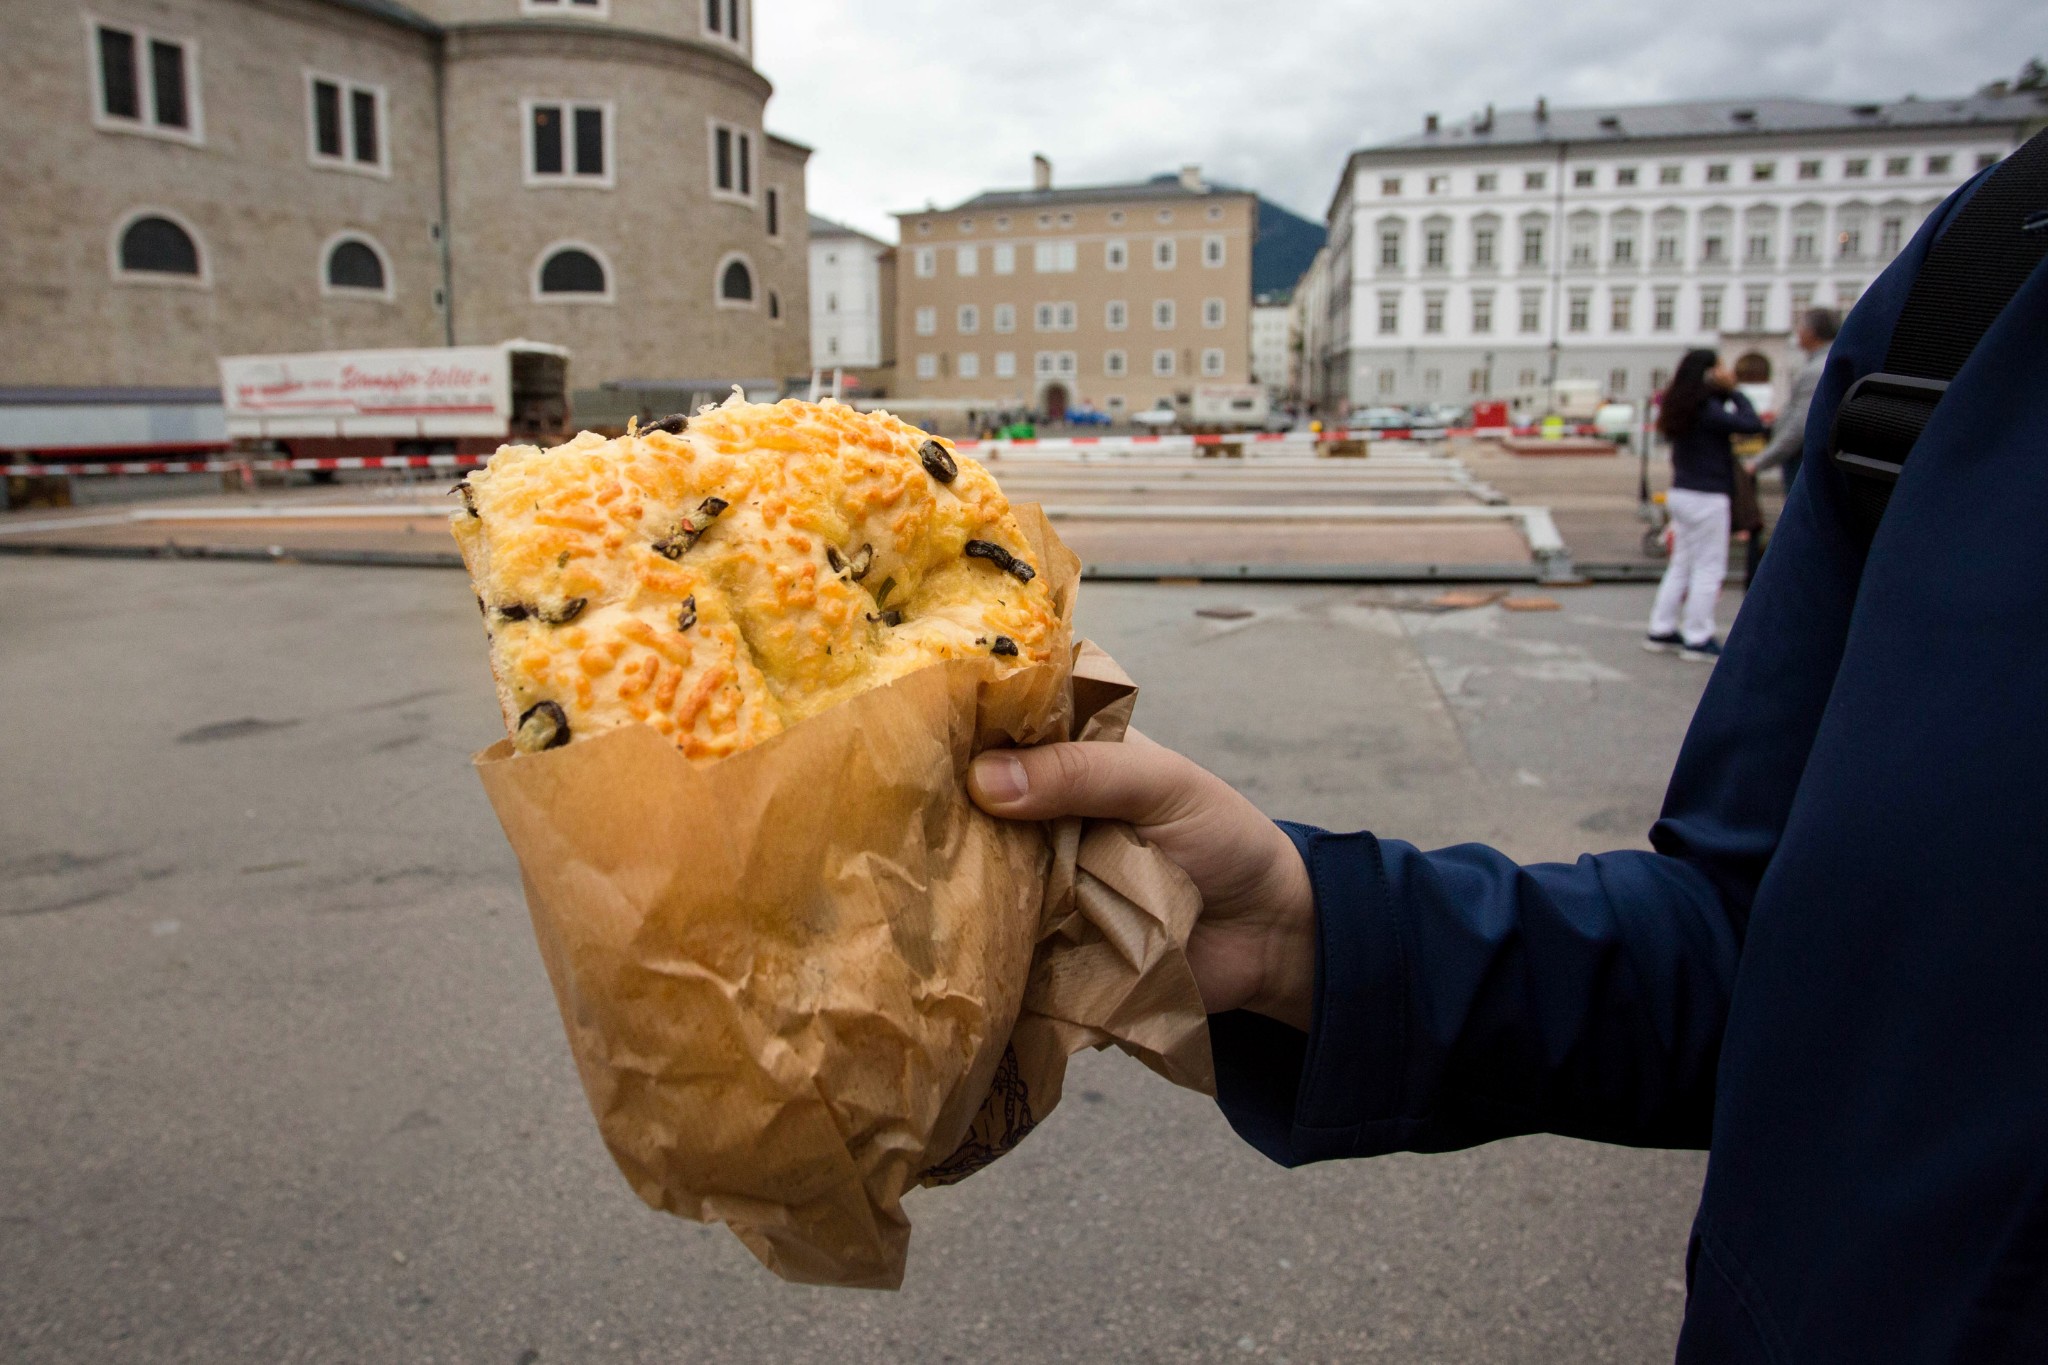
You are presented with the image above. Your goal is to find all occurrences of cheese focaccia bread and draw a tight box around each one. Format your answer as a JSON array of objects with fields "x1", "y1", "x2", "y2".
[{"x1": 452, "y1": 395, "x2": 1059, "y2": 760}]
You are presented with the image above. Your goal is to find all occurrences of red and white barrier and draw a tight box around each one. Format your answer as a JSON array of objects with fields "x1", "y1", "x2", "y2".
[{"x1": 5, "y1": 452, "x2": 488, "y2": 477}]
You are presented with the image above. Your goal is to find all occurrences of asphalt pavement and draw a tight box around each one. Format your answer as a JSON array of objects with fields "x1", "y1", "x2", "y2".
[{"x1": 0, "y1": 557, "x2": 1742, "y2": 1364}]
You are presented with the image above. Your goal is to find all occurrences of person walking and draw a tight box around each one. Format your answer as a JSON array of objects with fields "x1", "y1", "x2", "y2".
[
  {"x1": 1750, "y1": 307, "x2": 1839, "y2": 491},
  {"x1": 1645, "y1": 350, "x2": 1763, "y2": 662}
]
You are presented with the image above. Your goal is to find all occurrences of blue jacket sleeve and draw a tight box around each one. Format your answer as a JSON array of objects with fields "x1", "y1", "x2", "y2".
[
  {"x1": 1211, "y1": 235, "x2": 1919, "y2": 1162},
  {"x1": 1696, "y1": 391, "x2": 1765, "y2": 437}
]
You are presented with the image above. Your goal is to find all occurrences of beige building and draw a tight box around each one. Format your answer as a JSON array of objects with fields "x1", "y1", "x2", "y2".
[
  {"x1": 893, "y1": 161, "x2": 1256, "y2": 421},
  {"x1": 0, "y1": 0, "x2": 810, "y2": 400}
]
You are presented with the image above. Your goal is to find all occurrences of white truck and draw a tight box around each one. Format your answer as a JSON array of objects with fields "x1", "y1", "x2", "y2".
[
  {"x1": 1186, "y1": 383, "x2": 1272, "y2": 431},
  {"x1": 219, "y1": 341, "x2": 570, "y2": 458}
]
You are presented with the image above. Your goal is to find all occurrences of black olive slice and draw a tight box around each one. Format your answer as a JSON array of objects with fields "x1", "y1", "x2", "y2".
[
  {"x1": 919, "y1": 439, "x2": 958, "y2": 484},
  {"x1": 451, "y1": 480, "x2": 479, "y2": 517},
  {"x1": 641, "y1": 413, "x2": 690, "y2": 435},
  {"x1": 990, "y1": 636, "x2": 1019, "y2": 657},
  {"x1": 515, "y1": 701, "x2": 570, "y2": 752},
  {"x1": 540, "y1": 598, "x2": 586, "y2": 625},
  {"x1": 963, "y1": 539, "x2": 1036, "y2": 583},
  {"x1": 677, "y1": 595, "x2": 697, "y2": 631}
]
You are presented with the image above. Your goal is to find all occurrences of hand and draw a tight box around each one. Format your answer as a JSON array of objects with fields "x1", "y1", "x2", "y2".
[{"x1": 969, "y1": 733, "x2": 1316, "y2": 1031}]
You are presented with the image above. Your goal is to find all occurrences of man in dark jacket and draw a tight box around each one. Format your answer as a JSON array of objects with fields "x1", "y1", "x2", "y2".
[{"x1": 968, "y1": 153, "x2": 2048, "y2": 1362}]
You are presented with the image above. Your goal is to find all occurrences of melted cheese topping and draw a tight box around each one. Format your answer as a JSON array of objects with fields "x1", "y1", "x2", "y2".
[{"x1": 453, "y1": 396, "x2": 1059, "y2": 759}]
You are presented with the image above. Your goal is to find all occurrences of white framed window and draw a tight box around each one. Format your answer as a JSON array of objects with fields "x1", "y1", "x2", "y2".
[
  {"x1": 88, "y1": 19, "x2": 203, "y2": 144},
  {"x1": 959, "y1": 217, "x2": 975, "y2": 233},
  {"x1": 714, "y1": 252, "x2": 756, "y2": 309},
  {"x1": 1423, "y1": 293, "x2": 1445, "y2": 333},
  {"x1": 1108, "y1": 210, "x2": 1125, "y2": 225},
  {"x1": 1377, "y1": 293, "x2": 1399, "y2": 334},
  {"x1": 526, "y1": 100, "x2": 612, "y2": 187},
  {"x1": 1518, "y1": 288, "x2": 1542, "y2": 333},
  {"x1": 1379, "y1": 368, "x2": 1398, "y2": 395},
  {"x1": 1207, "y1": 205, "x2": 1224, "y2": 220},
  {"x1": 1105, "y1": 240, "x2": 1128, "y2": 270},
  {"x1": 993, "y1": 303, "x2": 1016, "y2": 333},
  {"x1": 1056, "y1": 350, "x2": 1077, "y2": 377},
  {"x1": 1611, "y1": 287, "x2": 1634, "y2": 332},
  {"x1": 1567, "y1": 288, "x2": 1590, "y2": 332},
  {"x1": 1471, "y1": 291, "x2": 1494, "y2": 334},
  {"x1": 1154, "y1": 238, "x2": 1177, "y2": 269},
  {"x1": 915, "y1": 353, "x2": 938, "y2": 380},
  {"x1": 320, "y1": 231, "x2": 393, "y2": 300},
  {"x1": 765, "y1": 187, "x2": 782, "y2": 239},
  {"x1": 1104, "y1": 349, "x2": 1127, "y2": 376},
  {"x1": 700, "y1": 0, "x2": 745, "y2": 46},
  {"x1": 1201, "y1": 298, "x2": 1224, "y2": 328},
  {"x1": 956, "y1": 304, "x2": 979, "y2": 334},
  {"x1": 913, "y1": 246, "x2": 936, "y2": 278},
  {"x1": 109, "y1": 207, "x2": 209, "y2": 287},
  {"x1": 957, "y1": 352, "x2": 980, "y2": 379},
  {"x1": 916, "y1": 220, "x2": 932, "y2": 234},
  {"x1": 305, "y1": 73, "x2": 387, "y2": 176},
  {"x1": 1056, "y1": 302, "x2": 1076, "y2": 330},
  {"x1": 914, "y1": 306, "x2": 937, "y2": 336},
  {"x1": 532, "y1": 240, "x2": 614, "y2": 303},
  {"x1": 1202, "y1": 235, "x2": 1224, "y2": 267},
  {"x1": 1105, "y1": 300, "x2": 1127, "y2": 330},
  {"x1": 706, "y1": 119, "x2": 752, "y2": 201},
  {"x1": 1153, "y1": 300, "x2": 1175, "y2": 329},
  {"x1": 1034, "y1": 351, "x2": 1057, "y2": 378},
  {"x1": 1156, "y1": 208, "x2": 1175, "y2": 223},
  {"x1": 1476, "y1": 171, "x2": 1498, "y2": 191},
  {"x1": 993, "y1": 244, "x2": 1016, "y2": 275},
  {"x1": 956, "y1": 245, "x2": 977, "y2": 276},
  {"x1": 524, "y1": 0, "x2": 608, "y2": 14},
  {"x1": 1037, "y1": 213, "x2": 1052, "y2": 227},
  {"x1": 1744, "y1": 286, "x2": 1769, "y2": 331},
  {"x1": 1032, "y1": 241, "x2": 1077, "y2": 273},
  {"x1": 1201, "y1": 348, "x2": 1226, "y2": 376},
  {"x1": 1699, "y1": 287, "x2": 1724, "y2": 331},
  {"x1": 994, "y1": 351, "x2": 1017, "y2": 379},
  {"x1": 1058, "y1": 212, "x2": 1075, "y2": 227},
  {"x1": 1152, "y1": 349, "x2": 1176, "y2": 377},
  {"x1": 1034, "y1": 303, "x2": 1054, "y2": 332},
  {"x1": 1654, "y1": 287, "x2": 1677, "y2": 331}
]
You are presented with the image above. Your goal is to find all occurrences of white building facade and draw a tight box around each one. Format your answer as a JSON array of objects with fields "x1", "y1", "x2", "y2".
[
  {"x1": 1249, "y1": 302, "x2": 1293, "y2": 398},
  {"x1": 808, "y1": 214, "x2": 889, "y2": 369},
  {"x1": 1312, "y1": 95, "x2": 2046, "y2": 415}
]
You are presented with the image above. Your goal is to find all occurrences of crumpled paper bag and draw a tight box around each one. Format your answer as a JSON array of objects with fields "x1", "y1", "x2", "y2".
[{"x1": 474, "y1": 506, "x2": 1213, "y2": 1290}]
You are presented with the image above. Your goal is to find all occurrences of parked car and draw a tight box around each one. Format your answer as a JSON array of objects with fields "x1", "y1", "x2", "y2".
[
  {"x1": 1129, "y1": 401, "x2": 1178, "y2": 429},
  {"x1": 1066, "y1": 405, "x2": 1112, "y2": 427},
  {"x1": 1350, "y1": 406, "x2": 1413, "y2": 430}
]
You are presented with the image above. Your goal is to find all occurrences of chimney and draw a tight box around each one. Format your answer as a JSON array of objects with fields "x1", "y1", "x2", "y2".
[
  {"x1": 1536, "y1": 95, "x2": 1549, "y2": 122},
  {"x1": 1476, "y1": 102, "x2": 1495, "y2": 133},
  {"x1": 1424, "y1": 112, "x2": 1439, "y2": 134},
  {"x1": 1032, "y1": 154, "x2": 1052, "y2": 191},
  {"x1": 1179, "y1": 163, "x2": 1204, "y2": 192}
]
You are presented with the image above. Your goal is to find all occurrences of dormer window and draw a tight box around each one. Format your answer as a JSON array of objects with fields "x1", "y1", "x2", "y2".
[{"x1": 703, "y1": 0, "x2": 743, "y2": 44}]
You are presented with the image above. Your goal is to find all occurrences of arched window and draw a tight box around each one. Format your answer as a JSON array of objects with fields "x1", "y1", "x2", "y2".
[
  {"x1": 768, "y1": 289, "x2": 781, "y2": 319},
  {"x1": 324, "y1": 237, "x2": 387, "y2": 293},
  {"x1": 536, "y1": 244, "x2": 610, "y2": 298},
  {"x1": 719, "y1": 257, "x2": 755, "y2": 304},
  {"x1": 118, "y1": 214, "x2": 200, "y2": 276}
]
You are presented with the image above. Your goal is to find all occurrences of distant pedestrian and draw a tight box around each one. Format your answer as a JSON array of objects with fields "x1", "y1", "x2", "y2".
[
  {"x1": 1750, "y1": 307, "x2": 1839, "y2": 490},
  {"x1": 1645, "y1": 349, "x2": 1763, "y2": 662}
]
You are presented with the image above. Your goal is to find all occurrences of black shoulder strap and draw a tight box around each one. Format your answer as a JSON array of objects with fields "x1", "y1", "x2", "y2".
[{"x1": 1828, "y1": 127, "x2": 2048, "y2": 542}]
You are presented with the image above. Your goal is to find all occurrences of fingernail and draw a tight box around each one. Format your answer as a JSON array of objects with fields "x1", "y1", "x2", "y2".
[{"x1": 975, "y1": 752, "x2": 1029, "y2": 803}]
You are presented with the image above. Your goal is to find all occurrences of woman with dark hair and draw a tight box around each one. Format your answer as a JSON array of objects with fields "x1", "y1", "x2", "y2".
[{"x1": 1645, "y1": 348, "x2": 1763, "y2": 661}]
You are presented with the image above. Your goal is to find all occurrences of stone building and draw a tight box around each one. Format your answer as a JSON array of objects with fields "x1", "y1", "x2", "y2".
[
  {"x1": 1307, "y1": 94, "x2": 2047, "y2": 415},
  {"x1": 892, "y1": 160, "x2": 1257, "y2": 421},
  {"x1": 1, "y1": 0, "x2": 810, "y2": 402}
]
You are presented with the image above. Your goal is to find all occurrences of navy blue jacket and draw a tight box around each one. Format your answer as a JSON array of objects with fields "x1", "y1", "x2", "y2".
[
  {"x1": 1670, "y1": 390, "x2": 1765, "y2": 495},
  {"x1": 1212, "y1": 168, "x2": 2048, "y2": 1362}
]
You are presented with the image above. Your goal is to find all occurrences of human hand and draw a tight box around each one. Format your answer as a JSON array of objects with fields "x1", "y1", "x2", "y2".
[{"x1": 969, "y1": 733, "x2": 1316, "y2": 1031}]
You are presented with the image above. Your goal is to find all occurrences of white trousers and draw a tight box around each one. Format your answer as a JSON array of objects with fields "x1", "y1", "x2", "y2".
[{"x1": 1649, "y1": 488, "x2": 1730, "y2": 646}]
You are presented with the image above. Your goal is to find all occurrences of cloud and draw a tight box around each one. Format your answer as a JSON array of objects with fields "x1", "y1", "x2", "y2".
[{"x1": 755, "y1": 0, "x2": 2046, "y2": 240}]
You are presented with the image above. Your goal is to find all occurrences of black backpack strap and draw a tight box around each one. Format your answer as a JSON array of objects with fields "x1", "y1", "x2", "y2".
[{"x1": 1829, "y1": 128, "x2": 2048, "y2": 541}]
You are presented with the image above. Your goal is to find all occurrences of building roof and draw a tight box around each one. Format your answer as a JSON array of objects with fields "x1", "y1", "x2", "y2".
[
  {"x1": 314, "y1": 0, "x2": 441, "y2": 35},
  {"x1": 807, "y1": 213, "x2": 890, "y2": 247},
  {"x1": 1367, "y1": 93, "x2": 2048, "y2": 156},
  {"x1": 913, "y1": 172, "x2": 1255, "y2": 217}
]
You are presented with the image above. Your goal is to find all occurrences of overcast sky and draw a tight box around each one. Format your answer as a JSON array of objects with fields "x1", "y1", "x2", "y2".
[{"x1": 754, "y1": 0, "x2": 2045, "y2": 242}]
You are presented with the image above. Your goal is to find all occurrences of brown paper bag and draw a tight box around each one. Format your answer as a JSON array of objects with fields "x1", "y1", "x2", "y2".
[{"x1": 474, "y1": 507, "x2": 1213, "y2": 1290}]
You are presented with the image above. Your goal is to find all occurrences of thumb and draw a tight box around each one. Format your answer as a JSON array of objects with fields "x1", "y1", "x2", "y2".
[{"x1": 968, "y1": 735, "x2": 1205, "y2": 828}]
